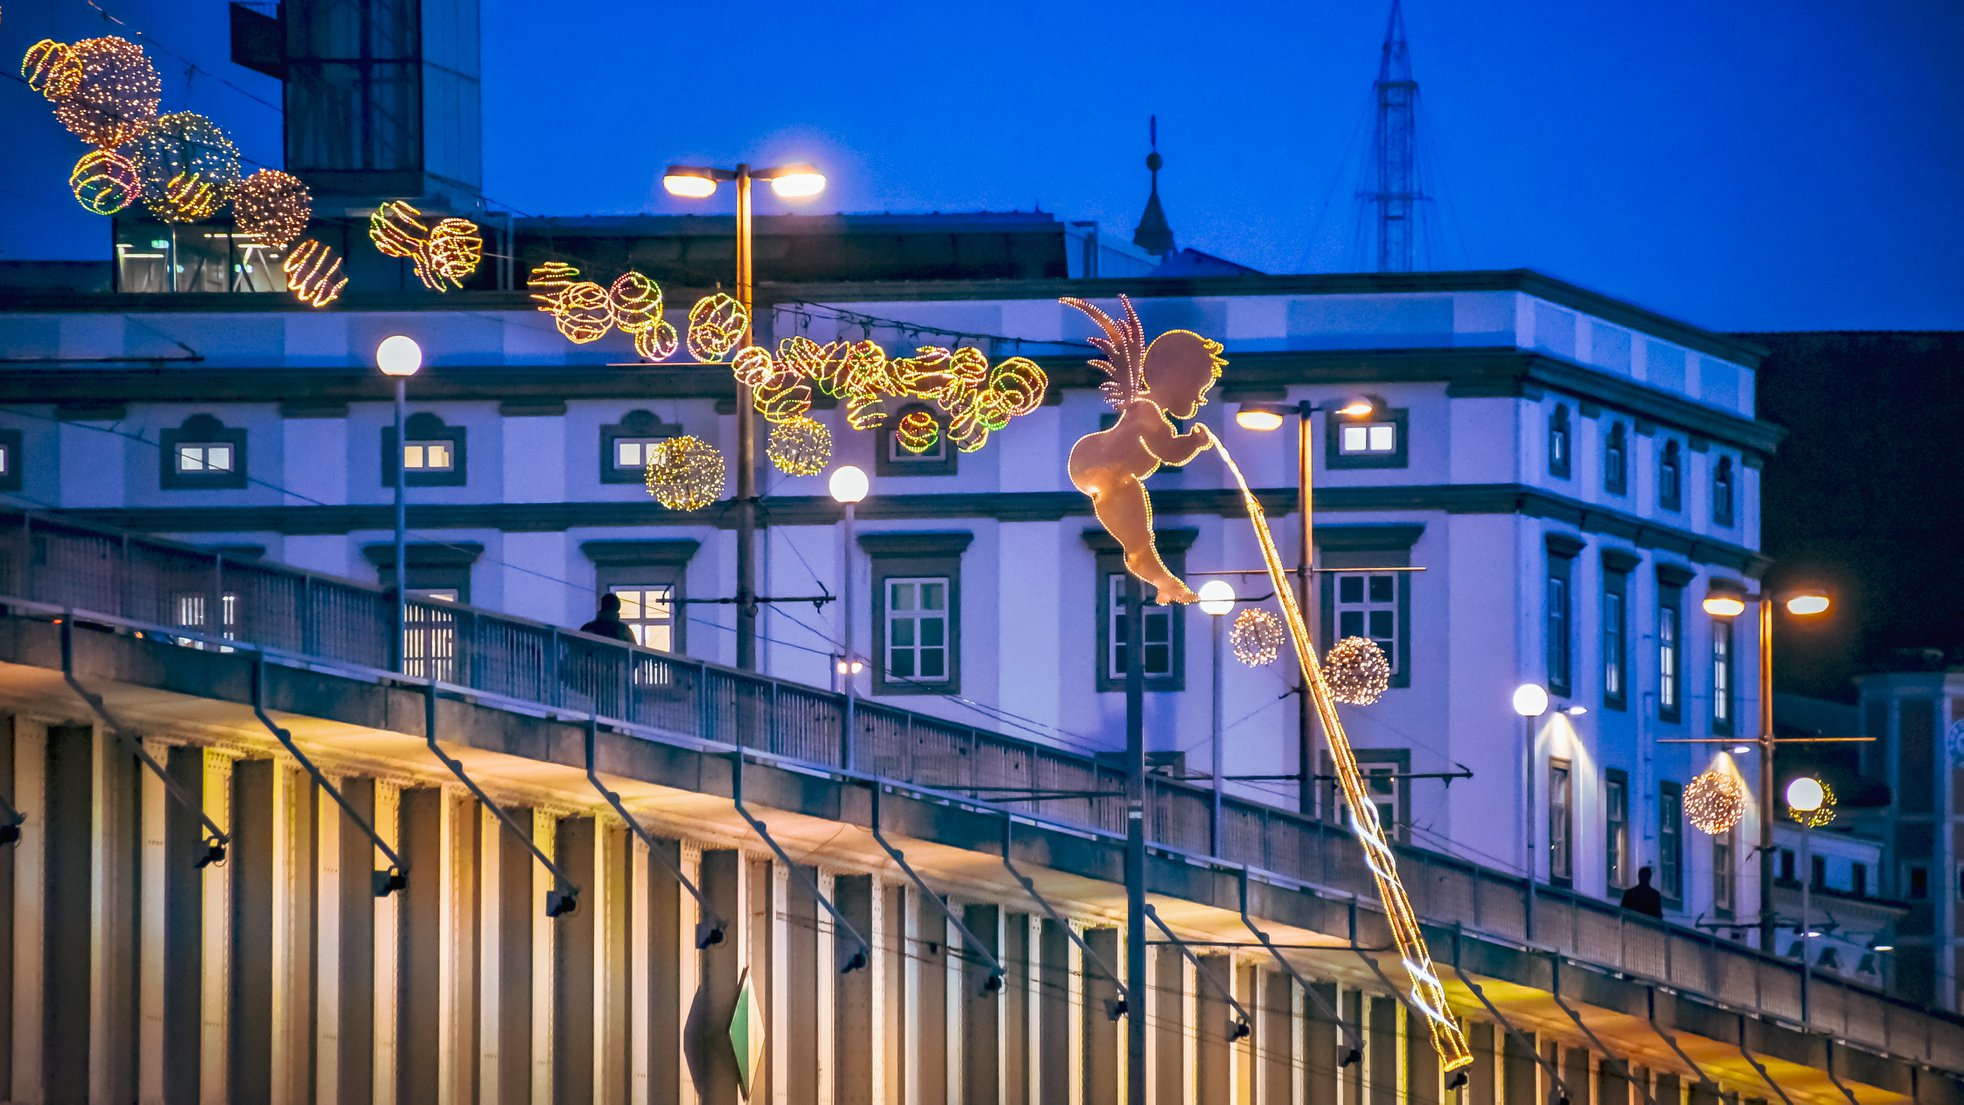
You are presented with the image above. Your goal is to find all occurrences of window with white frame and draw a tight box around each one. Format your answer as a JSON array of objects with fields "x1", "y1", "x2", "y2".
[
  {"x1": 1713, "y1": 456, "x2": 1736, "y2": 526},
  {"x1": 600, "y1": 410, "x2": 682, "y2": 483},
  {"x1": 1605, "y1": 769, "x2": 1629, "y2": 892},
  {"x1": 161, "y1": 414, "x2": 247, "y2": 489},
  {"x1": 1330, "y1": 749, "x2": 1410, "y2": 843},
  {"x1": 1660, "y1": 781, "x2": 1684, "y2": 904},
  {"x1": 403, "y1": 439, "x2": 454, "y2": 471},
  {"x1": 1105, "y1": 573, "x2": 1174, "y2": 680},
  {"x1": 1659, "y1": 588, "x2": 1682, "y2": 721},
  {"x1": 1546, "y1": 545, "x2": 1576, "y2": 696},
  {"x1": 884, "y1": 576, "x2": 950, "y2": 686},
  {"x1": 384, "y1": 412, "x2": 466, "y2": 487},
  {"x1": 1714, "y1": 825, "x2": 1736, "y2": 916},
  {"x1": 1659, "y1": 439, "x2": 1683, "y2": 511},
  {"x1": 1338, "y1": 421, "x2": 1397, "y2": 456},
  {"x1": 1604, "y1": 422, "x2": 1628, "y2": 495},
  {"x1": 174, "y1": 442, "x2": 233, "y2": 474},
  {"x1": 1549, "y1": 758, "x2": 1574, "y2": 886},
  {"x1": 608, "y1": 584, "x2": 676, "y2": 650},
  {"x1": 1333, "y1": 572, "x2": 1399, "y2": 673},
  {"x1": 1548, "y1": 405, "x2": 1571, "y2": 478},
  {"x1": 1603, "y1": 566, "x2": 1630, "y2": 709},
  {"x1": 612, "y1": 438, "x2": 667, "y2": 472},
  {"x1": 1713, "y1": 619, "x2": 1734, "y2": 731}
]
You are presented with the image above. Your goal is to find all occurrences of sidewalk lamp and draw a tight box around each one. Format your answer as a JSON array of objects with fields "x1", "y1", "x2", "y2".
[
  {"x1": 1198, "y1": 579, "x2": 1237, "y2": 850},
  {"x1": 1787, "y1": 774, "x2": 1828, "y2": 1018},
  {"x1": 1514, "y1": 682, "x2": 1549, "y2": 898},
  {"x1": 829, "y1": 464, "x2": 868, "y2": 760},
  {"x1": 1234, "y1": 395, "x2": 1377, "y2": 814},
  {"x1": 376, "y1": 335, "x2": 422, "y2": 672}
]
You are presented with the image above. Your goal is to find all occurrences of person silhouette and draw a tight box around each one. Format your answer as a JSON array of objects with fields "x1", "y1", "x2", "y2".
[
  {"x1": 1619, "y1": 865, "x2": 1665, "y2": 919},
  {"x1": 579, "y1": 592, "x2": 636, "y2": 643}
]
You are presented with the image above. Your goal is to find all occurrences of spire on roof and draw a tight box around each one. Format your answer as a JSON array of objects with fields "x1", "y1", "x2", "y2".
[{"x1": 1132, "y1": 115, "x2": 1175, "y2": 258}]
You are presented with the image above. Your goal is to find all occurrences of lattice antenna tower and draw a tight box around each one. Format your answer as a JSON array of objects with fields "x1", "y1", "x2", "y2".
[{"x1": 1366, "y1": 0, "x2": 1425, "y2": 271}]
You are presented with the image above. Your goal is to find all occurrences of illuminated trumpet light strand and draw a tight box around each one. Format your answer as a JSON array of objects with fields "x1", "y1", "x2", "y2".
[
  {"x1": 283, "y1": 239, "x2": 347, "y2": 308},
  {"x1": 1212, "y1": 431, "x2": 1473, "y2": 1072}
]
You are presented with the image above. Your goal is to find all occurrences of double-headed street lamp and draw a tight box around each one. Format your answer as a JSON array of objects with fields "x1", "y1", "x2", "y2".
[
  {"x1": 376, "y1": 334, "x2": 422, "y2": 671},
  {"x1": 660, "y1": 160, "x2": 827, "y2": 671},
  {"x1": 1234, "y1": 397, "x2": 1376, "y2": 814}
]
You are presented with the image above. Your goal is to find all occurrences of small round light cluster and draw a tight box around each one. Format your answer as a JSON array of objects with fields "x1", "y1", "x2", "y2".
[
  {"x1": 283, "y1": 239, "x2": 348, "y2": 308},
  {"x1": 553, "y1": 281, "x2": 613, "y2": 344},
  {"x1": 134, "y1": 111, "x2": 240, "y2": 223},
  {"x1": 52, "y1": 36, "x2": 161, "y2": 149},
  {"x1": 633, "y1": 321, "x2": 680, "y2": 361},
  {"x1": 23, "y1": 39, "x2": 83, "y2": 100},
  {"x1": 1324, "y1": 636, "x2": 1391, "y2": 706},
  {"x1": 1230, "y1": 608, "x2": 1284, "y2": 667},
  {"x1": 686, "y1": 294, "x2": 748, "y2": 362},
  {"x1": 765, "y1": 417, "x2": 833, "y2": 476},
  {"x1": 69, "y1": 148, "x2": 140, "y2": 215},
  {"x1": 232, "y1": 169, "x2": 312, "y2": 247},
  {"x1": 1685, "y1": 769, "x2": 1749, "y2": 835},
  {"x1": 894, "y1": 409, "x2": 939, "y2": 454},
  {"x1": 608, "y1": 271, "x2": 664, "y2": 334},
  {"x1": 1787, "y1": 779, "x2": 1837, "y2": 829},
  {"x1": 414, "y1": 217, "x2": 482, "y2": 290},
  {"x1": 644, "y1": 435, "x2": 727, "y2": 512},
  {"x1": 369, "y1": 199, "x2": 428, "y2": 258}
]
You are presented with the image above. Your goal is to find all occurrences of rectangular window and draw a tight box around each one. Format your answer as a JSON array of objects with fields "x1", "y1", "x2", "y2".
[
  {"x1": 1714, "y1": 827, "x2": 1736, "y2": 916},
  {"x1": 404, "y1": 440, "x2": 455, "y2": 471},
  {"x1": 1549, "y1": 759, "x2": 1573, "y2": 886},
  {"x1": 1548, "y1": 409, "x2": 1571, "y2": 478},
  {"x1": 1333, "y1": 572, "x2": 1400, "y2": 675},
  {"x1": 1106, "y1": 573, "x2": 1174, "y2": 681},
  {"x1": 1339, "y1": 422, "x2": 1398, "y2": 455},
  {"x1": 1779, "y1": 848, "x2": 1795, "y2": 882},
  {"x1": 1660, "y1": 442, "x2": 1683, "y2": 512},
  {"x1": 171, "y1": 591, "x2": 238, "y2": 651},
  {"x1": 1713, "y1": 458, "x2": 1736, "y2": 526},
  {"x1": 1712, "y1": 620, "x2": 1734, "y2": 732},
  {"x1": 404, "y1": 587, "x2": 460, "y2": 683},
  {"x1": 1605, "y1": 769, "x2": 1629, "y2": 893},
  {"x1": 1361, "y1": 761, "x2": 1401, "y2": 836},
  {"x1": 174, "y1": 442, "x2": 234, "y2": 474},
  {"x1": 1603, "y1": 576, "x2": 1628, "y2": 709},
  {"x1": 607, "y1": 584, "x2": 675, "y2": 651},
  {"x1": 1659, "y1": 782, "x2": 1684, "y2": 905},
  {"x1": 1604, "y1": 424, "x2": 1628, "y2": 495},
  {"x1": 1853, "y1": 862, "x2": 1868, "y2": 897},
  {"x1": 1547, "y1": 557, "x2": 1573, "y2": 695},
  {"x1": 884, "y1": 576, "x2": 951, "y2": 687},
  {"x1": 879, "y1": 404, "x2": 956, "y2": 475},
  {"x1": 1329, "y1": 749, "x2": 1411, "y2": 843},
  {"x1": 1659, "y1": 591, "x2": 1682, "y2": 721},
  {"x1": 612, "y1": 438, "x2": 668, "y2": 472},
  {"x1": 1908, "y1": 863, "x2": 1930, "y2": 899}
]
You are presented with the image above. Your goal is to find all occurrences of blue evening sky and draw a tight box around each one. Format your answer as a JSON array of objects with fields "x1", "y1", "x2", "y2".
[{"x1": 3, "y1": 0, "x2": 1960, "y2": 331}]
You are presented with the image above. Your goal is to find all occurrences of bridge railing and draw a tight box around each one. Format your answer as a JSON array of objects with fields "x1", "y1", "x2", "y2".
[{"x1": 3, "y1": 508, "x2": 1957, "y2": 1070}]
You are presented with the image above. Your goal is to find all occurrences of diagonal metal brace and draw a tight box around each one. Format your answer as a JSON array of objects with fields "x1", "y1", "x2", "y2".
[
  {"x1": 423, "y1": 680, "x2": 579, "y2": 916},
  {"x1": 60, "y1": 617, "x2": 228, "y2": 864},
  {"x1": 1147, "y1": 903, "x2": 1253, "y2": 1040},
  {"x1": 731, "y1": 748, "x2": 869, "y2": 972},
  {"x1": 1735, "y1": 1013, "x2": 1797, "y2": 1105},
  {"x1": 1001, "y1": 816, "x2": 1128, "y2": 1019},
  {"x1": 1645, "y1": 985, "x2": 1713, "y2": 1088},
  {"x1": 870, "y1": 787, "x2": 1004, "y2": 995},
  {"x1": 251, "y1": 654, "x2": 406, "y2": 897},
  {"x1": 584, "y1": 718, "x2": 724, "y2": 948},
  {"x1": 1549, "y1": 953, "x2": 1656, "y2": 1105},
  {"x1": 1237, "y1": 869, "x2": 1362, "y2": 1066},
  {"x1": 1449, "y1": 927, "x2": 1575, "y2": 1104}
]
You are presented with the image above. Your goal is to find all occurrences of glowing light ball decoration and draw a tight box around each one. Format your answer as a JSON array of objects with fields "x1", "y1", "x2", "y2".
[
  {"x1": 22, "y1": 39, "x2": 82, "y2": 100},
  {"x1": 283, "y1": 239, "x2": 347, "y2": 308},
  {"x1": 527, "y1": 261, "x2": 579, "y2": 312},
  {"x1": 1230, "y1": 608, "x2": 1284, "y2": 667},
  {"x1": 634, "y1": 320, "x2": 679, "y2": 362},
  {"x1": 413, "y1": 217, "x2": 482, "y2": 291},
  {"x1": 983, "y1": 356, "x2": 1049, "y2": 420},
  {"x1": 894, "y1": 410, "x2": 939, "y2": 454},
  {"x1": 608, "y1": 271, "x2": 664, "y2": 333},
  {"x1": 687, "y1": 293, "x2": 747, "y2": 362},
  {"x1": 766, "y1": 417, "x2": 832, "y2": 476},
  {"x1": 134, "y1": 112, "x2": 240, "y2": 223},
  {"x1": 1787, "y1": 777, "x2": 1837, "y2": 829},
  {"x1": 1685, "y1": 768, "x2": 1749, "y2": 835},
  {"x1": 232, "y1": 169, "x2": 311, "y2": 247},
  {"x1": 644, "y1": 435, "x2": 726, "y2": 511},
  {"x1": 553, "y1": 281, "x2": 614, "y2": 344},
  {"x1": 69, "y1": 149, "x2": 140, "y2": 215},
  {"x1": 729, "y1": 345, "x2": 783, "y2": 389},
  {"x1": 369, "y1": 200, "x2": 428, "y2": 259},
  {"x1": 753, "y1": 375, "x2": 812, "y2": 423},
  {"x1": 845, "y1": 393, "x2": 890, "y2": 432},
  {"x1": 1325, "y1": 636, "x2": 1392, "y2": 706},
  {"x1": 53, "y1": 37, "x2": 160, "y2": 148}
]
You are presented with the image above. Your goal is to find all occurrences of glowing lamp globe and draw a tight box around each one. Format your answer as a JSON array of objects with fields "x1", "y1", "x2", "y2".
[
  {"x1": 828, "y1": 464, "x2": 869, "y2": 505},
  {"x1": 1512, "y1": 683, "x2": 1549, "y2": 718},
  {"x1": 1786, "y1": 593, "x2": 1831, "y2": 616},
  {"x1": 1336, "y1": 398, "x2": 1376, "y2": 418},
  {"x1": 1786, "y1": 777, "x2": 1825, "y2": 813},
  {"x1": 1235, "y1": 405, "x2": 1285, "y2": 432},
  {"x1": 662, "y1": 169, "x2": 719, "y2": 199},
  {"x1": 768, "y1": 167, "x2": 826, "y2": 199},
  {"x1": 376, "y1": 335, "x2": 423, "y2": 378},
  {"x1": 1196, "y1": 579, "x2": 1236, "y2": 617},
  {"x1": 1703, "y1": 594, "x2": 1747, "y2": 618}
]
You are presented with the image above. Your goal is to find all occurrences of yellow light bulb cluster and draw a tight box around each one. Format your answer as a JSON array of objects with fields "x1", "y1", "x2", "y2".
[
  {"x1": 643, "y1": 435, "x2": 726, "y2": 511},
  {"x1": 22, "y1": 39, "x2": 82, "y2": 100},
  {"x1": 1324, "y1": 636, "x2": 1391, "y2": 706},
  {"x1": 133, "y1": 111, "x2": 240, "y2": 223},
  {"x1": 765, "y1": 417, "x2": 833, "y2": 476},
  {"x1": 369, "y1": 202, "x2": 480, "y2": 290},
  {"x1": 554, "y1": 281, "x2": 614, "y2": 344},
  {"x1": 50, "y1": 36, "x2": 161, "y2": 149},
  {"x1": 634, "y1": 321, "x2": 680, "y2": 361},
  {"x1": 1787, "y1": 779, "x2": 1836, "y2": 829},
  {"x1": 69, "y1": 148, "x2": 140, "y2": 215},
  {"x1": 1230, "y1": 608, "x2": 1283, "y2": 667},
  {"x1": 687, "y1": 294, "x2": 749, "y2": 362},
  {"x1": 370, "y1": 200, "x2": 427, "y2": 258},
  {"x1": 608, "y1": 271, "x2": 664, "y2": 334},
  {"x1": 527, "y1": 261, "x2": 580, "y2": 311},
  {"x1": 766, "y1": 334, "x2": 1047, "y2": 450},
  {"x1": 1686, "y1": 768, "x2": 1748, "y2": 835},
  {"x1": 283, "y1": 239, "x2": 347, "y2": 308},
  {"x1": 526, "y1": 264, "x2": 683, "y2": 351},
  {"x1": 894, "y1": 410, "x2": 939, "y2": 454},
  {"x1": 232, "y1": 169, "x2": 312, "y2": 248}
]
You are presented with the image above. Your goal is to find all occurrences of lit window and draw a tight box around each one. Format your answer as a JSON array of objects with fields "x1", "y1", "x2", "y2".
[
  {"x1": 884, "y1": 576, "x2": 950, "y2": 685},
  {"x1": 1604, "y1": 770, "x2": 1629, "y2": 892},
  {"x1": 404, "y1": 441, "x2": 454, "y2": 471},
  {"x1": 1713, "y1": 620, "x2": 1733, "y2": 730},
  {"x1": 1106, "y1": 573, "x2": 1174, "y2": 679},
  {"x1": 175, "y1": 442, "x2": 234, "y2": 474},
  {"x1": 1548, "y1": 759, "x2": 1573, "y2": 885},
  {"x1": 1332, "y1": 572, "x2": 1400, "y2": 675},
  {"x1": 172, "y1": 591, "x2": 238, "y2": 651},
  {"x1": 1659, "y1": 782, "x2": 1683, "y2": 903},
  {"x1": 1339, "y1": 422, "x2": 1398, "y2": 456},
  {"x1": 1659, "y1": 597, "x2": 1681, "y2": 720},
  {"x1": 613, "y1": 438, "x2": 668, "y2": 472},
  {"x1": 1548, "y1": 406, "x2": 1571, "y2": 478},
  {"x1": 609, "y1": 584, "x2": 675, "y2": 651}
]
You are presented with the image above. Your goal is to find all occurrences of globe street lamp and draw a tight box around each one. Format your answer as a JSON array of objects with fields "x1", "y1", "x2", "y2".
[
  {"x1": 1787, "y1": 774, "x2": 1828, "y2": 1020},
  {"x1": 376, "y1": 335, "x2": 422, "y2": 671},
  {"x1": 661, "y1": 160, "x2": 827, "y2": 671},
  {"x1": 1513, "y1": 682, "x2": 1550, "y2": 919},
  {"x1": 1197, "y1": 578, "x2": 1237, "y2": 850},
  {"x1": 829, "y1": 464, "x2": 868, "y2": 766},
  {"x1": 1234, "y1": 396, "x2": 1376, "y2": 815}
]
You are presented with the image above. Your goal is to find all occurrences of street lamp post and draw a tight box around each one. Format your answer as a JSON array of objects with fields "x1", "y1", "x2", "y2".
[
  {"x1": 1787, "y1": 775, "x2": 1827, "y2": 1022},
  {"x1": 1704, "y1": 587, "x2": 1831, "y2": 953},
  {"x1": 662, "y1": 161, "x2": 826, "y2": 671},
  {"x1": 829, "y1": 465, "x2": 869, "y2": 769},
  {"x1": 376, "y1": 335, "x2": 422, "y2": 672},
  {"x1": 1234, "y1": 397, "x2": 1375, "y2": 815},
  {"x1": 1198, "y1": 579, "x2": 1237, "y2": 852},
  {"x1": 1513, "y1": 682, "x2": 1550, "y2": 932}
]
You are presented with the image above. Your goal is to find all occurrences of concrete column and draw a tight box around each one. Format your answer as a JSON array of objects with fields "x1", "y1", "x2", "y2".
[
  {"x1": 396, "y1": 788, "x2": 444, "y2": 1103},
  {"x1": 1466, "y1": 1021, "x2": 1499, "y2": 1105},
  {"x1": 314, "y1": 775, "x2": 343, "y2": 1105},
  {"x1": 1036, "y1": 920, "x2": 1075, "y2": 1105},
  {"x1": 632, "y1": 834, "x2": 685, "y2": 1105},
  {"x1": 530, "y1": 809, "x2": 557, "y2": 1105},
  {"x1": 1340, "y1": 988, "x2": 1365, "y2": 1105},
  {"x1": 1255, "y1": 970, "x2": 1295, "y2": 1105},
  {"x1": 769, "y1": 861, "x2": 795, "y2": 1105},
  {"x1": 1235, "y1": 965, "x2": 1256, "y2": 1104},
  {"x1": 1409, "y1": 998, "x2": 1441, "y2": 1105},
  {"x1": 281, "y1": 767, "x2": 317, "y2": 1105},
  {"x1": 959, "y1": 903, "x2": 1004, "y2": 1105},
  {"x1": 480, "y1": 804, "x2": 534, "y2": 1105},
  {"x1": 674, "y1": 842, "x2": 704, "y2": 1105},
  {"x1": 230, "y1": 758, "x2": 314, "y2": 1105},
  {"x1": 878, "y1": 879, "x2": 904, "y2": 1105},
  {"x1": 90, "y1": 720, "x2": 140, "y2": 1103},
  {"x1": 372, "y1": 780, "x2": 401, "y2": 1105},
  {"x1": 553, "y1": 815, "x2": 597, "y2": 1105},
  {"x1": 833, "y1": 875, "x2": 876, "y2": 1105},
  {"x1": 1501, "y1": 1025, "x2": 1537, "y2": 1105},
  {"x1": 1081, "y1": 927, "x2": 1122, "y2": 1105},
  {"x1": 1149, "y1": 944, "x2": 1175, "y2": 1105},
  {"x1": 325, "y1": 776, "x2": 378, "y2": 1105},
  {"x1": 1195, "y1": 957, "x2": 1233, "y2": 1104},
  {"x1": 693, "y1": 849, "x2": 747, "y2": 1105},
  {"x1": 1305, "y1": 982, "x2": 1342, "y2": 1105},
  {"x1": 904, "y1": 885, "x2": 949, "y2": 1105},
  {"x1": 137, "y1": 740, "x2": 170, "y2": 1103},
  {"x1": 942, "y1": 899, "x2": 964, "y2": 1105},
  {"x1": 10, "y1": 721, "x2": 51, "y2": 1102},
  {"x1": 813, "y1": 870, "x2": 836, "y2": 1105},
  {"x1": 442, "y1": 792, "x2": 479, "y2": 1105},
  {"x1": 593, "y1": 819, "x2": 629, "y2": 1105}
]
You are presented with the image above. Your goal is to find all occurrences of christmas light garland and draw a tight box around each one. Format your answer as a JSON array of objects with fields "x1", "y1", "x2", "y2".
[
  {"x1": 643, "y1": 435, "x2": 726, "y2": 511},
  {"x1": 608, "y1": 271, "x2": 663, "y2": 333},
  {"x1": 1324, "y1": 636, "x2": 1391, "y2": 705},
  {"x1": 1685, "y1": 768, "x2": 1748, "y2": 835},
  {"x1": 687, "y1": 293, "x2": 747, "y2": 362},
  {"x1": 232, "y1": 168, "x2": 311, "y2": 247},
  {"x1": 633, "y1": 320, "x2": 679, "y2": 362},
  {"x1": 369, "y1": 199, "x2": 428, "y2": 259},
  {"x1": 527, "y1": 260, "x2": 580, "y2": 312},
  {"x1": 69, "y1": 148, "x2": 139, "y2": 215},
  {"x1": 413, "y1": 216, "x2": 482, "y2": 290},
  {"x1": 282, "y1": 239, "x2": 347, "y2": 307},
  {"x1": 553, "y1": 280, "x2": 613, "y2": 343}
]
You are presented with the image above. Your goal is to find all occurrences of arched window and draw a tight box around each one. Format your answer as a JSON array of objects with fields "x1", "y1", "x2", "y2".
[
  {"x1": 1603, "y1": 422, "x2": 1628, "y2": 495},
  {"x1": 1548, "y1": 406, "x2": 1571, "y2": 479},
  {"x1": 1659, "y1": 439, "x2": 1682, "y2": 511},
  {"x1": 383, "y1": 411, "x2": 467, "y2": 487},
  {"x1": 160, "y1": 413, "x2": 247, "y2": 489},
  {"x1": 1712, "y1": 456, "x2": 1735, "y2": 526}
]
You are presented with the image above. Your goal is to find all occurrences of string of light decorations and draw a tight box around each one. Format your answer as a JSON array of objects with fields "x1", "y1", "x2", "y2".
[
  {"x1": 282, "y1": 239, "x2": 347, "y2": 308},
  {"x1": 133, "y1": 111, "x2": 240, "y2": 222}
]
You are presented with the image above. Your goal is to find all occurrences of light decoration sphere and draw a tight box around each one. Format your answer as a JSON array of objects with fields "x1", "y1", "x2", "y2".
[
  {"x1": 1325, "y1": 636, "x2": 1392, "y2": 706},
  {"x1": 686, "y1": 293, "x2": 747, "y2": 362},
  {"x1": 729, "y1": 344, "x2": 783, "y2": 389},
  {"x1": 643, "y1": 435, "x2": 726, "y2": 512},
  {"x1": 845, "y1": 393, "x2": 890, "y2": 432},
  {"x1": 282, "y1": 239, "x2": 348, "y2": 308},
  {"x1": 553, "y1": 281, "x2": 614, "y2": 344},
  {"x1": 133, "y1": 112, "x2": 240, "y2": 223},
  {"x1": 983, "y1": 355, "x2": 1049, "y2": 420},
  {"x1": 232, "y1": 169, "x2": 311, "y2": 247},
  {"x1": 69, "y1": 148, "x2": 140, "y2": 215},
  {"x1": 53, "y1": 36, "x2": 160, "y2": 148},
  {"x1": 23, "y1": 39, "x2": 83, "y2": 100},
  {"x1": 413, "y1": 217, "x2": 482, "y2": 291},
  {"x1": 1230, "y1": 608, "x2": 1284, "y2": 668},
  {"x1": 765, "y1": 417, "x2": 832, "y2": 476},
  {"x1": 369, "y1": 199, "x2": 428, "y2": 259},
  {"x1": 753, "y1": 375, "x2": 813, "y2": 424},
  {"x1": 1786, "y1": 777, "x2": 1836, "y2": 829},
  {"x1": 634, "y1": 320, "x2": 680, "y2": 362},
  {"x1": 1685, "y1": 769, "x2": 1749, "y2": 835},
  {"x1": 527, "y1": 261, "x2": 579, "y2": 312},
  {"x1": 608, "y1": 271, "x2": 664, "y2": 333},
  {"x1": 894, "y1": 410, "x2": 939, "y2": 455}
]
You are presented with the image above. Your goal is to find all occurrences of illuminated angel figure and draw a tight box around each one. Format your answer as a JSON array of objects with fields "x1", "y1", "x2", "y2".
[{"x1": 1063, "y1": 295, "x2": 1224, "y2": 604}]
